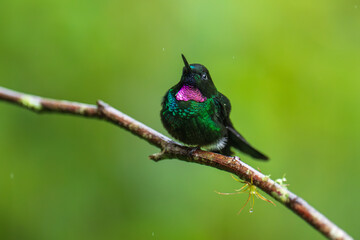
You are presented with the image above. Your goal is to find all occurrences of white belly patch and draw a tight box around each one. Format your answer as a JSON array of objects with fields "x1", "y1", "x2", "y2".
[{"x1": 202, "y1": 137, "x2": 228, "y2": 151}]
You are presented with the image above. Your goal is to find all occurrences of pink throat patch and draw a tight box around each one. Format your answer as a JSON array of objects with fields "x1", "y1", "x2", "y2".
[{"x1": 175, "y1": 85, "x2": 207, "y2": 102}]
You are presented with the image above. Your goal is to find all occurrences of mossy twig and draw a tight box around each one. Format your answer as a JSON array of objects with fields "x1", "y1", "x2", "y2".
[{"x1": 0, "y1": 86, "x2": 353, "y2": 240}]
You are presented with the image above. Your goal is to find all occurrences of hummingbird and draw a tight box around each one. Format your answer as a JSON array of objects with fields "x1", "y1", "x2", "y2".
[{"x1": 160, "y1": 55, "x2": 268, "y2": 160}]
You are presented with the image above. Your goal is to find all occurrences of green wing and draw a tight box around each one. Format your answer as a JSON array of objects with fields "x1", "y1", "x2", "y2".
[{"x1": 215, "y1": 92, "x2": 269, "y2": 160}]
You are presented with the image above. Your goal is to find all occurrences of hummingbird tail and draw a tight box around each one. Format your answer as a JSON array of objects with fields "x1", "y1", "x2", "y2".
[{"x1": 227, "y1": 126, "x2": 269, "y2": 161}]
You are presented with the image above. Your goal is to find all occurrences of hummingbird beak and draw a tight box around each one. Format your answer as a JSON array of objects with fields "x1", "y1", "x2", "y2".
[{"x1": 181, "y1": 54, "x2": 191, "y2": 72}]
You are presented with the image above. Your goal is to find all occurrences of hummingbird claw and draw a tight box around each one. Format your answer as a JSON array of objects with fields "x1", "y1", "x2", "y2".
[{"x1": 187, "y1": 146, "x2": 200, "y2": 156}]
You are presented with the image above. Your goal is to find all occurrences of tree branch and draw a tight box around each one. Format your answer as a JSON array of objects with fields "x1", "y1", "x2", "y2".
[{"x1": 0, "y1": 86, "x2": 353, "y2": 240}]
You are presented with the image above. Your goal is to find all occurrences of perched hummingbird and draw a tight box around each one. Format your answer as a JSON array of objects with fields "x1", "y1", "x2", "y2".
[{"x1": 160, "y1": 55, "x2": 268, "y2": 160}]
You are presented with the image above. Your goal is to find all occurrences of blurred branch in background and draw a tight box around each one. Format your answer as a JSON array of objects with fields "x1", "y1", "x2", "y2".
[{"x1": 0, "y1": 86, "x2": 353, "y2": 240}]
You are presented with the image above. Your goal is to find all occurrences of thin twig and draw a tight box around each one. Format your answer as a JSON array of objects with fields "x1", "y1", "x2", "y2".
[{"x1": 0, "y1": 86, "x2": 353, "y2": 240}]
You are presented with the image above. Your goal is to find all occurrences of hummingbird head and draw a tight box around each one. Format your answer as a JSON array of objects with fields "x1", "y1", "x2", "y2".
[{"x1": 178, "y1": 54, "x2": 217, "y2": 98}]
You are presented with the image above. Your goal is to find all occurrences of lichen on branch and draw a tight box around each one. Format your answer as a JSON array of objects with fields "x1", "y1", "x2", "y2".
[{"x1": 0, "y1": 86, "x2": 353, "y2": 240}]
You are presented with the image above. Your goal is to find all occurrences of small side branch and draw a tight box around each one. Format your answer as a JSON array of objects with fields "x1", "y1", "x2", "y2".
[{"x1": 0, "y1": 86, "x2": 353, "y2": 240}]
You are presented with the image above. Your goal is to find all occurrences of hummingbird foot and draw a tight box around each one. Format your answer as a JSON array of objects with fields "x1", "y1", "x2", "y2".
[{"x1": 187, "y1": 146, "x2": 200, "y2": 156}]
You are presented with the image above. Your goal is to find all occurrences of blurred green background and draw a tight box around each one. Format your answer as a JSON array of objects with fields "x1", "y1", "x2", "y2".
[{"x1": 0, "y1": 0, "x2": 359, "y2": 239}]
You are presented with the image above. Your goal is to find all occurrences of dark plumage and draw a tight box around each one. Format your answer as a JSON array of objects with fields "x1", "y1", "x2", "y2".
[{"x1": 160, "y1": 55, "x2": 268, "y2": 160}]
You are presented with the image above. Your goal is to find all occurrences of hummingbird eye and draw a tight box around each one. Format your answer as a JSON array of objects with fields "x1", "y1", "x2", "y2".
[{"x1": 202, "y1": 73, "x2": 208, "y2": 80}]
